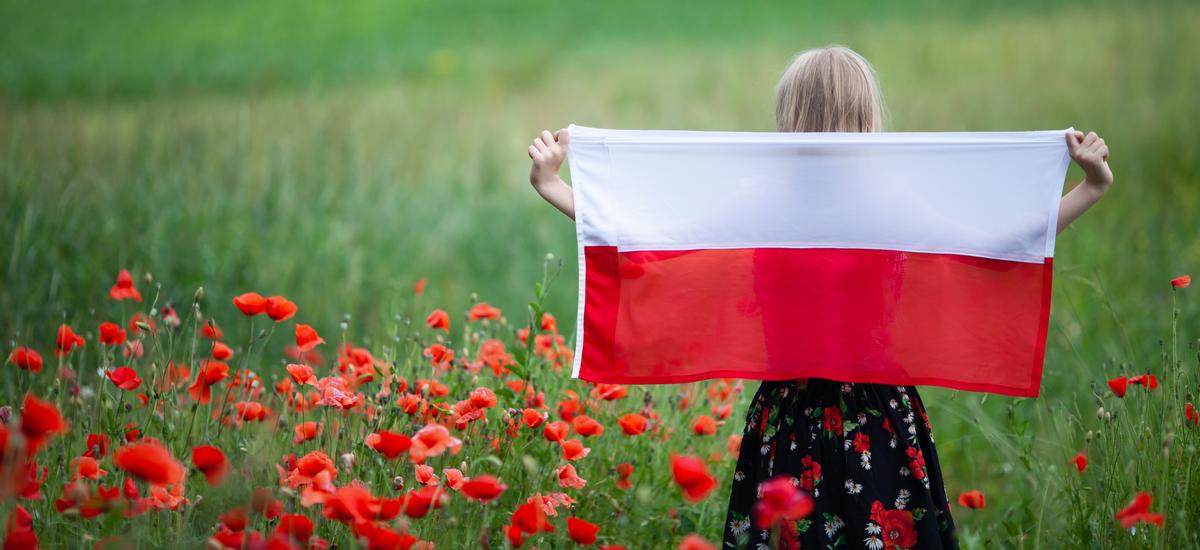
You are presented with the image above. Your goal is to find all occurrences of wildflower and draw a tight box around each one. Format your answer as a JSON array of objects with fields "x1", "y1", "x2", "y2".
[
  {"x1": 192, "y1": 445, "x2": 230, "y2": 485},
  {"x1": 572, "y1": 415, "x2": 605, "y2": 437},
  {"x1": 409, "y1": 424, "x2": 462, "y2": 464},
  {"x1": 83, "y1": 433, "x2": 111, "y2": 459},
  {"x1": 20, "y1": 393, "x2": 68, "y2": 455},
  {"x1": 1107, "y1": 376, "x2": 1128, "y2": 398},
  {"x1": 1128, "y1": 374, "x2": 1159, "y2": 389},
  {"x1": 615, "y1": 463, "x2": 634, "y2": 490},
  {"x1": 753, "y1": 476, "x2": 815, "y2": 529},
  {"x1": 468, "y1": 302, "x2": 502, "y2": 322},
  {"x1": 561, "y1": 439, "x2": 590, "y2": 461},
  {"x1": 522, "y1": 408, "x2": 546, "y2": 428},
  {"x1": 425, "y1": 309, "x2": 450, "y2": 332},
  {"x1": 98, "y1": 322, "x2": 127, "y2": 346},
  {"x1": 670, "y1": 454, "x2": 717, "y2": 502},
  {"x1": 541, "y1": 312, "x2": 558, "y2": 332},
  {"x1": 55, "y1": 324, "x2": 86, "y2": 357},
  {"x1": 957, "y1": 490, "x2": 985, "y2": 509},
  {"x1": 264, "y1": 296, "x2": 298, "y2": 322},
  {"x1": 1170, "y1": 275, "x2": 1191, "y2": 289},
  {"x1": 295, "y1": 324, "x2": 325, "y2": 353},
  {"x1": 510, "y1": 500, "x2": 556, "y2": 534},
  {"x1": 415, "y1": 464, "x2": 439, "y2": 486},
  {"x1": 71, "y1": 456, "x2": 108, "y2": 480},
  {"x1": 106, "y1": 367, "x2": 143, "y2": 391},
  {"x1": 443, "y1": 468, "x2": 466, "y2": 490},
  {"x1": 201, "y1": 320, "x2": 222, "y2": 340},
  {"x1": 276, "y1": 514, "x2": 314, "y2": 545},
  {"x1": 1114, "y1": 492, "x2": 1164, "y2": 528},
  {"x1": 293, "y1": 422, "x2": 321, "y2": 445},
  {"x1": 211, "y1": 341, "x2": 233, "y2": 360},
  {"x1": 556, "y1": 464, "x2": 587, "y2": 489},
  {"x1": 109, "y1": 270, "x2": 142, "y2": 302},
  {"x1": 160, "y1": 306, "x2": 180, "y2": 328},
  {"x1": 567, "y1": 517, "x2": 600, "y2": 545},
  {"x1": 7, "y1": 348, "x2": 43, "y2": 373},
  {"x1": 115, "y1": 440, "x2": 184, "y2": 486},
  {"x1": 692, "y1": 415, "x2": 717, "y2": 436},
  {"x1": 543, "y1": 421, "x2": 569, "y2": 442},
  {"x1": 618, "y1": 413, "x2": 647, "y2": 436},
  {"x1": 1071, "y1": 452, "x2": 1088, "y2": 473},
  {"x1": 233, "y1": 292, "x2": 268, "y2": 316},
  {"x1": 461, "y1": 475, "x2": 507, "y2": 502},
  {"x1": 1186, "y1": 403, "x2": 1199, "y2": 427},
  {"x1": 286, "y1": 363, "x2": 316, "y2": 386},
  {"x1": 677, "y1": 534, "x2": 717, "y2": 550},
  {"x1": 187, "y1": 361, "x2": 230, "y2": 404}
]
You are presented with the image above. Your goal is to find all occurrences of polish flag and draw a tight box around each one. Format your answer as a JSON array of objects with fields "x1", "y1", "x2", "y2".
[{"x1": 566, "y1": 125, "x2": 1071, "y2": 397}]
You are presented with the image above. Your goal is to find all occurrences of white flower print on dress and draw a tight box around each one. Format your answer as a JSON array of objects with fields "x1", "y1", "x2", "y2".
[
  {"x1": 729, "y1": 518, "x2": 750, "y2": 537},
  {"x1": 824, "y1": 514, "x2": 844, "y2": 538},
  {"x1": 845, "y1": 479, "x2": 863, "y2": 495},
  {"x1": 895, "y1": 488, "x2": 911, "y2": 510},
  {"x1": 864, "y1": 535, "x2": 884, "y2": 550},
  {"x1": 734, "y1": 470, "x2": 746, "y2": 482}
]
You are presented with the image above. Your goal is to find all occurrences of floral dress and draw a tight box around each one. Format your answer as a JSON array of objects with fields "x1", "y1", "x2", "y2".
[{"x1": 723, "y1": 379, "x2": 957, "y2": 549}]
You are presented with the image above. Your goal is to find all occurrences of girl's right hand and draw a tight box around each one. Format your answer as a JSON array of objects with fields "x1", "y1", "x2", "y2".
[{"x1": 528, "y1": 128, "x2": 570, "y2": 189}]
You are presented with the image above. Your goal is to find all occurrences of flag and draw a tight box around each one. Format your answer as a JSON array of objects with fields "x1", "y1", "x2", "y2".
[{"x1": 566, "y1": 125, "x2": 1071, "y2": 397}]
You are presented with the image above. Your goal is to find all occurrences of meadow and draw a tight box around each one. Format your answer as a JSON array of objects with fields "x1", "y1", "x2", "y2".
[{"x1": 1, "y1": 0, "x2": 1199, "y2": 547}]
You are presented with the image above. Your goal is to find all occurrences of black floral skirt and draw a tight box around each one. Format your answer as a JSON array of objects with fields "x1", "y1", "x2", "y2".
[{"x1": 723, "y1": 379, "x2": 957, "y2": 549}]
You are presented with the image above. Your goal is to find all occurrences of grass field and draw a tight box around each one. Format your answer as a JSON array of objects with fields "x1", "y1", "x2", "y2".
[{"x1": 2, "y1": 0, "x2": 1199, "y2": 548}]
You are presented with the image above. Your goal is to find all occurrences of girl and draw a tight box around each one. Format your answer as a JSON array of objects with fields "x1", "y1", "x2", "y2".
[{"x1": 526, "y1": 45, "x2": 1111, "y2": 549}]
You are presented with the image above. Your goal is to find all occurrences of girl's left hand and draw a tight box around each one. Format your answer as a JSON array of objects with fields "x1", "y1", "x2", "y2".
[{"x1": 1066, "y1": 130, "x2": 1112, "y2": 191}]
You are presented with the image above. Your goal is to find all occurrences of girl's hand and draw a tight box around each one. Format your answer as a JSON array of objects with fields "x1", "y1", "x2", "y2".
[
  {"x1": 1066, "y1": 130, "x2": 1112, "y2": 191},
  {"x1": 527, "y1": 128, "x2": 575, "y2": 219}
]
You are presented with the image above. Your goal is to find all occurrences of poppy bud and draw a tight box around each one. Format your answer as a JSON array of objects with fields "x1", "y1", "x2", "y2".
[
  {"x1": 522, "y1": 455, "x2": 539, "y2": 474},
  {"x1": 1104, "y1": 411, "x2": 1113, "y2": 422},
  {"x1": 393, "y1": 476, "x2": 405, "y2": 491},
  {"x1": 144, "y1": 272, "x2": 154, "y2": 284},
  {"x1": 1096, "y1": 407, "x2": 1106, "y2": 421},
  {"x1": 1086, "y1": 430, "x2": 1094, "y2": 443},
  {"x1": 193, "y1": 287, "x2": 204, "y2": 302},
  {"x1": 545, "y1": 252, "x2": 556, "y2": 262},
  {"x1": 340, "y1": 453, "x2": 356, "y2": 469}
]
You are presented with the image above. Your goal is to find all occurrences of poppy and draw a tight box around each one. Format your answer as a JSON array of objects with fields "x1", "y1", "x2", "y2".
[
  {"x1": 98, "y1": 322, "x2": 127, "y2": 346},
  {"x1": 160, "y1": 306, "x2": 181, "y2": 328},
  {"x1": 1171, "y1": 275, "x2": 1191, "y2": 289},
  {"x1": 295, "y1": 324, "x2": 325, "y2": 353},
  {"x1": 543, "y1": 421, "x2": 569, "y2": 442},
  {"x1": 556, "y1": 464, "x2": 587, "y2": 490},
  {"x1": 71, "y1": 456, "x2": 108, "y2": 480},
  {"x1": 201, "y1": 320, "x2": 223, "y2": 341},
  {"x1": 670, "y1": 454, "x2": 717, "y2": 503},
  {"x1": 468, "y1": 302, "x2": 502, "y2": 322},
  {"x1": 115, "y1": 440, "x2": 184, "y2": 486},
  {"x1": 425, "y1": 309, "x2": 450, "y2": 332},
  {"x1": 561, "y1": 439, "x2": 590, "y2": 461},
  {"x1": 83, "y1": 433, "x2": 111, "y2": 459},
  {"x1": 20, "y1": 393, "x2": 68, "y2": 455},
  {"x1": 443, "y1": 468, "x2": 466, "y2": 491},
  {"x1": 1071, "y1": 452, "x2": 1088, "y2": 473},
  {"x1": 413, "y1": 277, "x2": 428, "y2": 295},
  {"x1": 106, "y1": 367, "x2": 143, "y2": 391},
  {"x1": 7, "y1": 348, "x2": 43, "y2": 373},
  {"x1": 1128, "y1": 374, "x2": 1159, "y2": 389},
  {"x1": 211, "y1": 341, "x2": 233, "y2": 360},
  {"x1": 541, "y1": 313, "x2": 558, "y2": 332},
  {"x1": 567, "y1": 517, "x2": 600, "y2": 545},
  {"x1": 677, "y1": 534, "x2": 717, "y2": 550},
  {"x1": 957, "y1": 490, "x2": 986, "y2": 509},
  {"x1": 275, "y1": 513, "x2": 314, "y2": 544},
  {"x1": 522, "y1": 408, "x2": 546, "y2": 428},
  {"x1": 1107, "y1": 377, "x2": 1128, "y2": 398},
  {"x1": 365, "y1": 430, "x2": 413, "y2": 460},
  {"x1": 753, "y1": 476, "x2": 815, "y2": 529},
  {"x1": 1186, "y1": 403, "x2": 1199, "y2": 426},
  {"x1": 461, "y1": 474, "x2": 507, "y2": 502},
  {"x1": 234, "y1": 401, "x2": 268, "y2": 422},
  {"x1": 615, "y1": 463, "x2": 634, "y2": 490},
  {"x1": 286, "y1": 364, "x2": 316, "y2": 386},
  {"x1": 572, "y1": 415, "x2": 604, "y2": 437},
  {"x1": 55, "y1": 324, "x2": 86, "y2": 357},
  {"x1": 109, "y1": 270, "x2": 142, "y2": 302},
  {"x1": 265, "y1": 296, "x2": 298, "y2": 322},
  {"x1": 233, "y1": 292, "x2": 268, "y2": 316},
  {"x1": 191, "y1": 445, "x2": 229, "y2": 486},
  {"x1": 187, "y1": 361, "x2": 230, "y2": 404},
  {"x1": 409, "y1": 424, "x2": 462, "y2": 464},
  {"x1": 510, "y1": 501, "x2": 556, "y2": 534},
  {"x1": 219, "y1": 506, "x2": 248, "y2": 531},
  {"x1": 1114, "y1": 492, "x2": 1164, "y2": 528},
  {"x1": 293, "y1": 422, "x2": 322, "y2": 445},
  {"x1": 691, "y1": 415, "x2": 717, "y2": 436}
]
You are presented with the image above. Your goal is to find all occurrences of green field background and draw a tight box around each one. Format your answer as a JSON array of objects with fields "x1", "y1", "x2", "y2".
[{"x1": 2, "y1": 0, "x2": 1199, "y2": 546}]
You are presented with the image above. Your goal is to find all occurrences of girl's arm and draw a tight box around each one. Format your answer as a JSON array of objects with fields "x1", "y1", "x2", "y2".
[
  {"x1": 528, "y1": 128, "x2": 575, "y2": 220},
  {"x1": 1057, "y1": 130, "x2": 1112, "y2": 234}
]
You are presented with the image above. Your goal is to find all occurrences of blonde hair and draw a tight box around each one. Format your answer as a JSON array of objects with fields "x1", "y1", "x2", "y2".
[{"x1": 775, "y1": 45, "x2": 885, "y2": 133}]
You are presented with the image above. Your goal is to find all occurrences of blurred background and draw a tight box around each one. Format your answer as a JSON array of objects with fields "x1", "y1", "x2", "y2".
[{"x1": 2, "y1": 0, "x2": 1198, "y2": 544}]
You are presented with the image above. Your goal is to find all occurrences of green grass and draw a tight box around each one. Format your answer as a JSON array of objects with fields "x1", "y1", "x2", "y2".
[{"x1": 1, "y1": 0, "x2": 1199, "y2": 547}]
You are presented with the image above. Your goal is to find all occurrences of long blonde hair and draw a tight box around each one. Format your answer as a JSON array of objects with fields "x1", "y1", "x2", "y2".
[{"x1": 775, "y1": 45, "x2": 885, "y2": 133}]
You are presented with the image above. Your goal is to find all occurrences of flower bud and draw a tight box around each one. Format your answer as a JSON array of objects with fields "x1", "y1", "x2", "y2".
[{"x1": 193, "y1": 286, "x2": 205, "y2": 302}]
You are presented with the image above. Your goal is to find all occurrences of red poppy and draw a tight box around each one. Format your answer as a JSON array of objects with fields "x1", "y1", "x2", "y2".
[
  {"x1": 115, "y1": 440, "x2": 184, "y2": 486},
  {"x1": 1186, "y1": 403, "x2": 1199, "y2": 427},
  {"x1": 572, "y1": 415, "x2": 604, "y2": 437},
  {"x1": 1171, "y1": 275, "x2": 1191, "y2": 289},
  {"x1": 233, "y1": 292, "x2": 268, "y2": 316},
  {"x1": 461, "y1": 475, "x2": 507, "y2": 503},
  {"x1": 753, "y1": 476, "x2": 814, "y2": 529},
  {"x1": 71, "y1": 456, "x2": 108, "y2": 480},
  {"x1": 618, "y1": 413, "x2": 647, "y2": 436},
  {"x1": 276, "y1": 514, "x2": 314, "y2": 544},
  {"x1": 1072, "y1": 452, "x2": 1088, "y2": 473},
  {"x1": 1107, "y1": 376, "x2": 1128, "y2": 398},
  {"x1": 1114, "y1": 492, "x2": 1164, "y2": 528},
  {"x1": 468, "y1": 302, "x2": 502, "y2": 322},
  {"x1": 200, "y1": 320, "x2": 222, "y2": 340},
  {"x1": 187, "y1": 361, "x2": 230, "y2": 404},
  {"x1": 522, "y1": 408, "x2": 545, "y2": 428},
  {"x1": 1128, "y1": 374, "x2": 1159, "y2": 389},
  {"x1": 691, "y1": 415, "x2": 717, "y2": 436},
  {"x1": 234, "y1": 401, "x2": 268, "y2": 422},
  {"x1": 365, "y1": 430, "x2": 413, "y2": 460},
  {"x1": 83, "y1": 433, "x2": 111, "y2": 459},
  {"x1": 211, "y1": 341, "x2": 233, "y2": 360},
  {"x1": 106, "y1": 367, "x2": 143, "y2": 391},
  {"x1": 677, "y1": 534, "x2": 717, "y2": 550},
  {"x1": 160, "y1": 306, "x2": 181, "y2": 328},
  {"x1": 293, "y1": 422, "x2": 322, "y2": 445},
  {"x1": 510, "y1": 501, "x2": 556, "y2": 534},
  {"x1": 192, "y1": 445, "x2": 229, "y2": 485},
  {"x1": 567, "y1": 517, "x2": 600, "y2": 545},
  {"x1": 20, "y1": 393, "x2": 68, "y2": 455},
  {"x1": 413, "y1": 277, "x2": 428, "y2": 295},
  {"x1": 561, "y1": 439, "x2": 590, "y2": 461},
  {"x1": 4, "y1": 505, "x2": 37, "y2": 549},
  {"x1": 109, "y1": 269, "x2": 142, "y2": 302},
  {"x1": 425, "y1": 309, "x2": 450, "y2": 332},
  {"x1": 543, "y1": 420, "x2": 569, "y2": 442},
  {"x1": 286, "y1": 363, "x2": 316, "y2": 386},
  {"x1": 556, "y1": 464, "x2": 587, "y2": 490},
  {"x1": 615, "y1": 463, "x2": 634, "y2": 490},
  {"x1": 670, "y1": 454, "x2": 717, "y2": 503},
  {"x1": 265, "y1": 296, "x2": 298, "y2": 322},
  {"x1": 55, "y1": 324, "x2": 86, "y2": 357},
  {"x1": 957, "y1": 490, "x2": 986, "y2": 509},
  {"x1": 98, "y1": 322, "x2": 127, "y2": 346},
  {"x1": 7, "y1": 348, "x2": 43, "y2": 373},
  {"x1": 294, "y1": 324, "x2": 325, "y2": 353}
]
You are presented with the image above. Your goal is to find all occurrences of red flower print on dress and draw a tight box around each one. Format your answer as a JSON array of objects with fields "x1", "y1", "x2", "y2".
[
  {"x1": 798, "y1": 455, "x2": 821, "y2": 492},
  {"x1": 822, "y1": 406, "x2": 843, "y2": 437},
  {"x1": 868, "y1": 500, "x2": 918, "y2": 549},
  {"x1": 905, "y1": 446, "x2": 927, "y2": 481}
]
